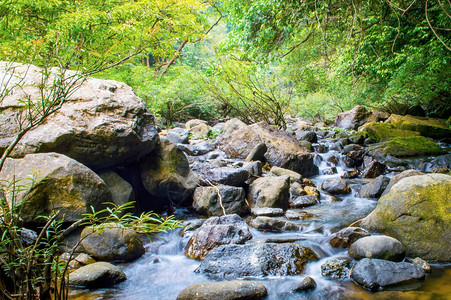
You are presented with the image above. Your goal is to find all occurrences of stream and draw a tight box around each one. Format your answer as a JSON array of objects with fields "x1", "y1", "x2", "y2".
[{"x1": 70, "y1": 137, "x2": 451, "y2": 300}]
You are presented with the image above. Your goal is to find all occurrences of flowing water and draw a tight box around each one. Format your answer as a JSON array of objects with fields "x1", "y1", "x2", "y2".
[{"x1": 70, "y1": 140, "x2": 451, "y2": 300}]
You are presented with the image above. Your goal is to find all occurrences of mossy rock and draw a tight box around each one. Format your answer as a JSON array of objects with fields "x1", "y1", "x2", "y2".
[
  {"x1": 359, "y1": 122, "x2": 420, "y2": 143},
  {"x1": 375, "y1": 136, "x2": 444, "y2": 157},
  {"x1": 360, "y1": 174, "x2": 451, "y2": 262},
  {"x1": 388, "y1": 114, "x2": 451, "y2": 139}
]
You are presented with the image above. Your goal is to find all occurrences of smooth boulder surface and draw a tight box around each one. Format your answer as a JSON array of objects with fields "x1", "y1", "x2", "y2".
[
  {"x1": 0, "y1": 152, "x2": 111, "y2": 223},
  {"x1": 321, "y1": 178, "x2": 351, "y2": 194},
  {"x1": 68, "y1": 262, "x2": 126, "y2": 289},
  {"x1": 361, "y1": 174, "x2": 451, "y2": 261},
  {"x1": 98, "y1": 171, "x2": 135, "y2": 208},
  {"x1": 0, "y1": 62, "x2": 158, "y2": 170},
  {"x1": 359, "y1": 175, "x2": 390, "y2": 198},
  {"x1": 334, "y1": 105, "x2": 371, "y2": 130},
  {"x1": 196, "y1": 243, "x2": 318, "y2": 278},
  {"x1": 140, "y1": 138, "x2": 200, "y2": 206},
  {"x1": 350, "y1": 258, "x2": 425, "y2": 291},
  {"x1": 184, "y1": 214, "x2": 252, "y2": 260},
  {"x1": 348, "y1": 235, "x2": 405, "y2": 261},
  {"x1": 248, "y1": 176, "x2": 290, "y2": 209},
  {"x1": 193, "y1": 185, "x2": 249, "y2": 217},
  {"x1": 250, "y1": 216, "x2": 299, "y2": 232},
  {"x1": 218, "y1": 120, "x2": 318, "y2": 176},
  {"x1": 381, "y1": 169, "x2": 423, "y2": 196},
  {"x1": 177, "y1": 280, "x2": 268, "y2": 300},
  {"x1": 80, "y1": 224, "x2": 145, "y2": 262}
]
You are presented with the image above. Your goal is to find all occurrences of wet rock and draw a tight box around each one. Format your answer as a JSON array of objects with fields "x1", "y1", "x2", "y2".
[
  {"x1": 321, "y1": 167, "x2": 337, "y2": 175},
  {"x1": 202, "y1": 167, "x2": 250, "y2": 186},
  {"x1": 361, "y1": 174, "x2": 451, "y2": 261},
  {"x1": 98, "y1": 171, "x2": 134, "y2": 209},
  {"x1": 242, "y1": 161, "x2": 263, "y2": 177},
  {"x1": 250, "y1": 216, "x2": 299, "y2": 232},
  {"x1": 321, "y1": 257, "x2": 352, "y2": 279},
  {"x1": 248, "y1": 176, "x2": 290, "y2": 210},
  {"x1": 0, "y1": 153, "x2": 112, "y2": 223},
  {"x1": 196, "y1": 243, "x2": 318, "y2": 278},
  {"x1": 290, "y1": 181, "x2": 306, "y2": 197},
  {"x1": 68, "y1": 253, "x2": 96, "y2": 269},
  {"x1": 294, "y1": 276, "x2": 317, "y2": 292},
  {"x1": 19, "y1": 228, "x2": 38, "y2": 247},
  {"x1": 343, "y1": 150, "x2": 365, "y2": 168},
  {"x1": 245, "y1": 143, "x2": 267, "y2": 162},
  {"x1": 251, "y1": 207, "x2": 284, "y2": 217},
  {"x1": 296, "y1": 131, "x2": 317, "y2": 143},
  {"x1": 184, "y1": 214, "x2": 252, "y2": 260},
  {"x1": 406, "y1": 257, "x2": 431, "y2": 273},
  {"x1": 166, "y1": 128, "x2": 190, "y2": 144},
  {"x1": 369, "y1": 136, "x2": 444, "y2": 157},
  {"x1": 193, "y1": 185, "x2": 249, "y2": 217},
  {"x1": 290, "y1": 195, "x2": 319, "y2": 208},
  {"x1": 381, "y1": 169, "x2": 423, "y2": 196},
  {"x1": 0, "y1": 62, "x2": 158, "y2": 170},
  {"x1": 80, "y1": 223, "x2": 145, "y2": 262},
  {"x1": 350, "y1": 258, "x2": 425, "y2": 291},
  {"x1": 424, "y1": 153, "x2": 451, "y2": 173},
  {"x1": 348, "y1": 235, "x2": 405, "y2": 261},
  {"x1": 342, "y1": 144, "x2": 365, "y2": 154},
  {"x1": 68, "y1": 262, "x2": 126, "y2": 289},
  {"x1": 341, "y1": 169, "x2": 359, "y2": 179},
  {"x1": 321, "y1": 178, "x2": 351, "y2": 194},
  {"x1": 359, "y1": 175, "x2": 390, "y2": 198},
  {"x1": 361, "y1": 158, "x2": 386, "y2": 178},
  {"x1": 189, "y1": 123, "x2": 211, "y2": 139},
  {"x1": 270, "y1": 166, "x2": 302, "y2": 182},
  {"x1": 141, "y1": 138, "x2": 200, "y2": 206},
  {"x1": 218, "y1": 120, "x2": 318, "y2": 176},
  {"x1": 178, "y1": 142, "x2": 215, "y2": 156},
  {"x1": 329, "y1": 227, "x2": 370, "y2": 248},
  {"x1": 285, "y1": 210, "x2": 317, "y2": 220},
  {"x1": 177, "y1": 280, "x2": 268, "y2": 300},
  {"x1": 304, "y1": 185, "x2": 320, "y2": 197},
  {"x1": 335, "y1": 105, "x2": 372, "y2": 130}
]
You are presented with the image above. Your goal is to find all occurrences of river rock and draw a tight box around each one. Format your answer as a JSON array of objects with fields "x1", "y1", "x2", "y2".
[
  {"x1": 334, "y1": 105, "x2": 372, "y2": 130},
  {"x1": 361, "y1": 174, "x2": 451, "y2": 261},
  {"x1": 329, "y1": 227, "x2": 370, "y2": 248},
  {"x1": 290, "y1": 195, "x2": 319, "y2": 208},
  {"x1": 177, "y1": 280, "x2": 268, "y2": 300},
  {"x1": 370, "y1": 136, "x2": 444, "y2": 157},
  {"x1": 245, "y1": 143, "x2": 267, "y2": 162},
  {"x1": 321, "y1": 257, "x2": 352, "y2": 279},
  {"x1": 193, "y1": 185, "x2": 249, "y2": 217},
  {"x1": 293, "y1": 276, "x2": 317, "y2": 292},
  {"x1": 290, "y1": 182, "x2": 306, "y2": 197},
  {"x1": 270, "y1": 166, "x2": 302, "y2": 182},
  {"x1": 0, "y1": 152, "x2": 112, "y2": 223},
  {"x1": 250, "y1": 216, "x2": 299, "y2": 232},
  {"x1": 341, "y1": 169, "x2": 360, "y2": 179},
  {"x1": 68, "y1": 262, "x2": 126, "y2": 289},
  {"x1": 381, "y1": 169, "x2": 423, "y2": 196},
  {"x1": 19, "y1": 228, "x2": 38, "y2": 247},
  {"x1": 218, "y1": 120, "x2": 318, "y2": 176},
  {"x1": 201, "y1": 166, "x2": 250, "y2": 186},
  {"x1": 186, "y1": 119, "x2": 207, "y2": 129},
  {"x1": 80, "y1": 223, "x2": 145, "y2": 262},
  {"x1": 424, "y1": 153, "x2": 451, "y2": 173},
  {"x1": 167, "y1": 128, "x2": 190, "y2": 144},
  {"x1": 0, "y1": 62, "x2": 158, "y2": 170},
  {"x1": 189, "y1": 123, "x2": 211, "y2": 139},
  {"x1": 406, "y1": 257, "x2": 431, "y2": 273},
  {"x1": 321, "y1": 178, "x2": 351, "y2": 194},
  {"x1": 361, "y1": 158, "x2": 386, "y2": 178},
  {"x1": 140, "y1": 138, "x2": 199, "y2": 206},
  {"x1": 184, "y1": 214, "x2": 252, "y2": 260},
  {"x1": 177, "y1": 142, "x2": 215, "y2": 156},
  {"x1": 350, "y1": 258, "x2": 425, "y2": 291},
  {"x1": 296, "y1": 131, "x2": 317, "y2": 143},
  {"x1": 251, "y1": 207, "x2": 284, "y2": 217},
  {"x1": 348, "y1": 235, "x2": 405, "y2": 261},
  {"x1": 343, "y1": 150, "x2": 365, "y2": 168},
  {"x1": 248, "y1": 176, "x2": 290, "y2": 209},
  {"x1": 98, "y1": 171, "x2": 134, "y2": 208},
  {"x1": 196, "y1": 243, "x2": 318, "y2": 278},
  {"x1": 387, "y1": 114, "x2": 451, "y2": 139},
  {"x1": 359, "y1": 175, "x2": 390, "y2": 198}
]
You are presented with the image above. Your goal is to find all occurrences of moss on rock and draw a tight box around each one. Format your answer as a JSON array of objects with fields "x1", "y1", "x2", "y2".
[
  {"x1": 388, "y1": 114, "x2": 451, "y2": 138},
  {"x1": 378, "y1": 136, "x2": 444, "y2": 157},
  {"x1": 359, "y1": 122, "x2": 420, "y2": 142}
]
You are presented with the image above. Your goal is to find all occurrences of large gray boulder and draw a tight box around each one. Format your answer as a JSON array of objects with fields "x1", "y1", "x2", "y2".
[
  {"x1": 177, "y1": 280, "x2": 268, "y2": 300},
  {"x1": 348, "y1": 235, "x2": 405, "y2": 261},
  {"x1": 68, "y1": 262, "x2": 126, "y2": 289},
  {"x1": 334, "y1": 105, "x2": 371, "y2": 130},
  {"x1": 98, "y1": 171, "x2": 135, "y2": 208},
  {"x1": 361, "y1": 174, "x2": 451, "y2": 261},
  {"x1": 248, "y1": 176, "x2": 290, "y2": 210},
  {"x1": 184, "y1": 214, "x2": 252, "y2": 260},
  {"x1": 350, "y1": 258, "x2": 425, "y2": 291},
  {"x1": 218, "y1": 120, "x2": 318, "y2": 176},
  {"x1": 140, "y1": 138, "x2": 200, "y2": 206},
  {"x1": 0, "y1": 152, "x2": 111, "y2": 223},
  {"x1": 196, "y1": 243, "x2": 318, "y2": 278},
  {"x1": 321, "y1": 178, "x2": 351, "y2": 194},
  {"x1": 193, "y1": 185, "x2": 249, "y2": 217},
  {"x1": 381, "y1": 169, "x2": 423, "y2": 196},
  {"x1": 359, "y1": 175, "x2": 390, "y2": 198},
  {"x1": 0, "y1": 62, "x2": 158, "y2": 170},
  {"x1": 80, "y1": 223, "x2": 145, "y2": 262}
]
